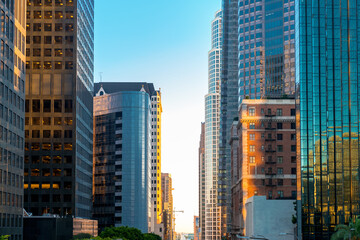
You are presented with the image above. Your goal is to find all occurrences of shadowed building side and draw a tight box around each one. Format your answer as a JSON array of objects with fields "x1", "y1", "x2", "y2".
[{"x1": 0, "y1": 0, "x2": 27, "y2": 239}]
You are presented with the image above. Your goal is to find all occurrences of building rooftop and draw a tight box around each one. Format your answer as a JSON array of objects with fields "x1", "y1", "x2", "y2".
[{"x1": 94, "y1": 82, "x2": 157, "y2": 97}]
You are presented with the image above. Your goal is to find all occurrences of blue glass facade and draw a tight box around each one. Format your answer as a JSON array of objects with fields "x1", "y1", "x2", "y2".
[
  {"x1": 121, "y1": 93, "x2": 151, "y2": 232},
  {"x1": 93, "y1": 83, "x2": 153, "y2": 233},
  {"x1": 238, "y1": 0, "x2": 295, "y2": 102},
  {"x1": 219, "y1": 0, "x2": 238, "y2": 236},
  {"x1": 75, "y1": 0, "x2": 95, "y2": 219},
  {"x1": 297, "y1": 0, "x2": 360, "y2": 238}
]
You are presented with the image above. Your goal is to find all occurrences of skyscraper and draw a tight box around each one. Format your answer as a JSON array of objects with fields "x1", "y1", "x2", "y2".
[
  {"x1": 0, "y1": 0, "x2": 26, "y2": 239},
  {"x1": 204, "y1": 9, "x2": 222, "y2": 240},
  {"x1": 93, "y1": 82, "x2": 155, "y2": 233},
  {"x1": 297, "y1": 0, "x2": 360, "y2": 238},
  {"x1": 218, "y1": 0, "x2": 238, "y2": 235},
  {"x1": 198, "y1": 122, "x2": 205, "y2": 240},
  {"x1": 24, "y1": 0, "x2": 94, "y2": 218},
  {"x1": 238, "y1": 0, "x2": 295, "y2": 102},
  {"x1": 150, "y1": 90, "x2": 163, "y2": 236}
]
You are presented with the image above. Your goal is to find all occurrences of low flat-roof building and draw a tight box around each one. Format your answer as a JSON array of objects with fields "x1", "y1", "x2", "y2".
[{"x1": 23, "y1": 216, "x2": 98, "y2": 240}]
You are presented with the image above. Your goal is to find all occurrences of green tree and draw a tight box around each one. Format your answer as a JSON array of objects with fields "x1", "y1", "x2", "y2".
[
  {"x1": 143, "y1": 233, "x2": 161, "y2": 240},
  {"x1": 0, "y1": 236, "x2": 10, "y2": 240},
  {"x1": 331, "y1": 217, "x2": 360, "y2": 240},
  {"x1": 100, "y1": 226, "x2": 144, "y2": 240},
  {"x1": 77, "y1": 237, "x2": 113, "y2": 240}
]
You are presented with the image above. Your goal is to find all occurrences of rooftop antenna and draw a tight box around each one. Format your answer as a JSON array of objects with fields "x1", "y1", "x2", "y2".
[{"x1": 99, "y1": 72, "x2": 103, "y2": 83}]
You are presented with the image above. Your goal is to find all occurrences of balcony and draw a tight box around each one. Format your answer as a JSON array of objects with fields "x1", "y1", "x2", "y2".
[
  {"x1": 266, "y1": 183, "x2": 276, "y2": 187},
  {"x1": 265, "y1": 127, "x2": 276, "y2": 130},
  {"x1": 265, "y1": 138, "x2": 276, "y2": 141},
  {"x1": 265, "y1": 149, "x2": 276, "y2": 153},
  {"x1": 265, "y1": 114, "x2": 275, "y2": 117},
  {"x1": 265, "y1": 161, "x2": 276, "y2": 164}
]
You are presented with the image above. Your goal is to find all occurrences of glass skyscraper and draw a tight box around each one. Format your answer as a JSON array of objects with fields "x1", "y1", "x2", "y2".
[
  {"x1": 238, "y1": 0, "x2": 295, "y2": 102},
  {"x1": 204, "y1": 9, "x2": 222, "y2": 240},
  {"x1": 297, "y1": 0, "x2": 360, "y2": 238},
  {"x1": 0, "y1": 0, "x2": 26, "y2": 239},
  {"x1": 218, "y1": 0, "x2": 238, "y2": 236},
  {"x1": 93, "y1": 82, "x2": 155, "y2": 233},
  {"x1": 24, "y1": 0, "x2": 94, "y2": 218}
]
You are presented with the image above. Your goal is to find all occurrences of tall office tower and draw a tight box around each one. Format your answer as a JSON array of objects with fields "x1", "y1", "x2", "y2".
[
  {"x1": 218, "y1": 0, "x2": 238, "y2": 235},
  {"x1": 204, "y1": 9, "x2": 222, "y2": 240},
  {"x1": 24, "y1": 0, "x2": 94, "y2": 219},
  {"x1": 232, "y1": 99, "x2": 297, "y2": 237},
  {"x1": 238, "y1": 0, "x2": 295, "y2": 102},
  {"x1": 297, "y1": 0, "x2": 360, "y2": 238},
  {"x1": 161, "y1": 173, "x2": 173, "y2": 240},
  {"x1": 93, "y1": 82, "x2": 154, "y2": 233},
  {"x1": 150, "y1": 90, "x2": 163, "y2": 236},
  {"x1": 0, "y1": 0, "x2": 26, "y2": 239},
  {"x1": 198, "y1": 122, "x2": 205, "y2": 240}
]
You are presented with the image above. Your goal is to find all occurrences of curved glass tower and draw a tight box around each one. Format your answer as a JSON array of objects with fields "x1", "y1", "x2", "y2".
[
  {"x1": 204, "y1": 10, "x2": 222, "y2": 240},
  {"x1": 93, "y1": 82, "x2": 155, "y2": 233}
]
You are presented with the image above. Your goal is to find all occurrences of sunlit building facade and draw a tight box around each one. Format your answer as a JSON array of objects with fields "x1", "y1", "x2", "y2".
[
  {"x1": 0, "y1": 0, "x2": 27, "y2": 239},
  {"x1": 24, "y1": 0, "x2": 94, "y2": 219},
  {"x1": 238, "y1": 0, "x2": 295, "y2": 102},
  {"x1": 93, "y1": 82, "x2": 155, "y2": 233},
  {"x1": 297, "y1": 0, "x2": 360, "y2": 238},
  {"x1": 204, "y1": 9, "x2": 222, "y2": 240},
  {"x1": 218, "y1": 0, "x2": 238, "y2": 236},
  {"x1": 150, "y1": 90, "x2": 163, "y2": 236},
  {"x1": 233, "y1": 99, "x2": 297, "y2": 237}
]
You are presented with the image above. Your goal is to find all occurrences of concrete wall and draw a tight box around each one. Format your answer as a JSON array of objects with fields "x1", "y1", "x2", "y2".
[{"x1": 245, "y1": 196, "x2": 295, "y2": 240}]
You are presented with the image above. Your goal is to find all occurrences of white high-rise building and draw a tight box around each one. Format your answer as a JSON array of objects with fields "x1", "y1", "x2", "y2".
[
  {"x1": 150, "y1": 90, "x2": 163, "y2": 236},
  {"x1": 204, "y1": 10, "x2": 222, "y2": 240}
]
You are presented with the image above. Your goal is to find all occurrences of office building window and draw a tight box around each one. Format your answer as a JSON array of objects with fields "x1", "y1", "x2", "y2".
[
  {"x1": 249, "y1": 145, "x2": 255, "y2": 152},
  {"x1": 249, "y1": 108, "x2": 255, "y2": 116},
  {"x1": 249, "y1": 134, "x2": 255, "y2": 140}
]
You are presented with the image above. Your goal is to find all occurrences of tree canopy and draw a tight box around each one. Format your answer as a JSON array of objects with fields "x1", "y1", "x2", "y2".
[
  {"x1": 74, "y1": 226, "x2": 161, "y2": 240},
  {"x1": 331, "y1": 217, "x2": 360, "y2": 240}
]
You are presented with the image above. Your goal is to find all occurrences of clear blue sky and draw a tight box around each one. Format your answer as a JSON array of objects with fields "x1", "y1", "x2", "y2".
[{"x1": 95, "y1": 0, "x2": 221, "y2": 233}]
